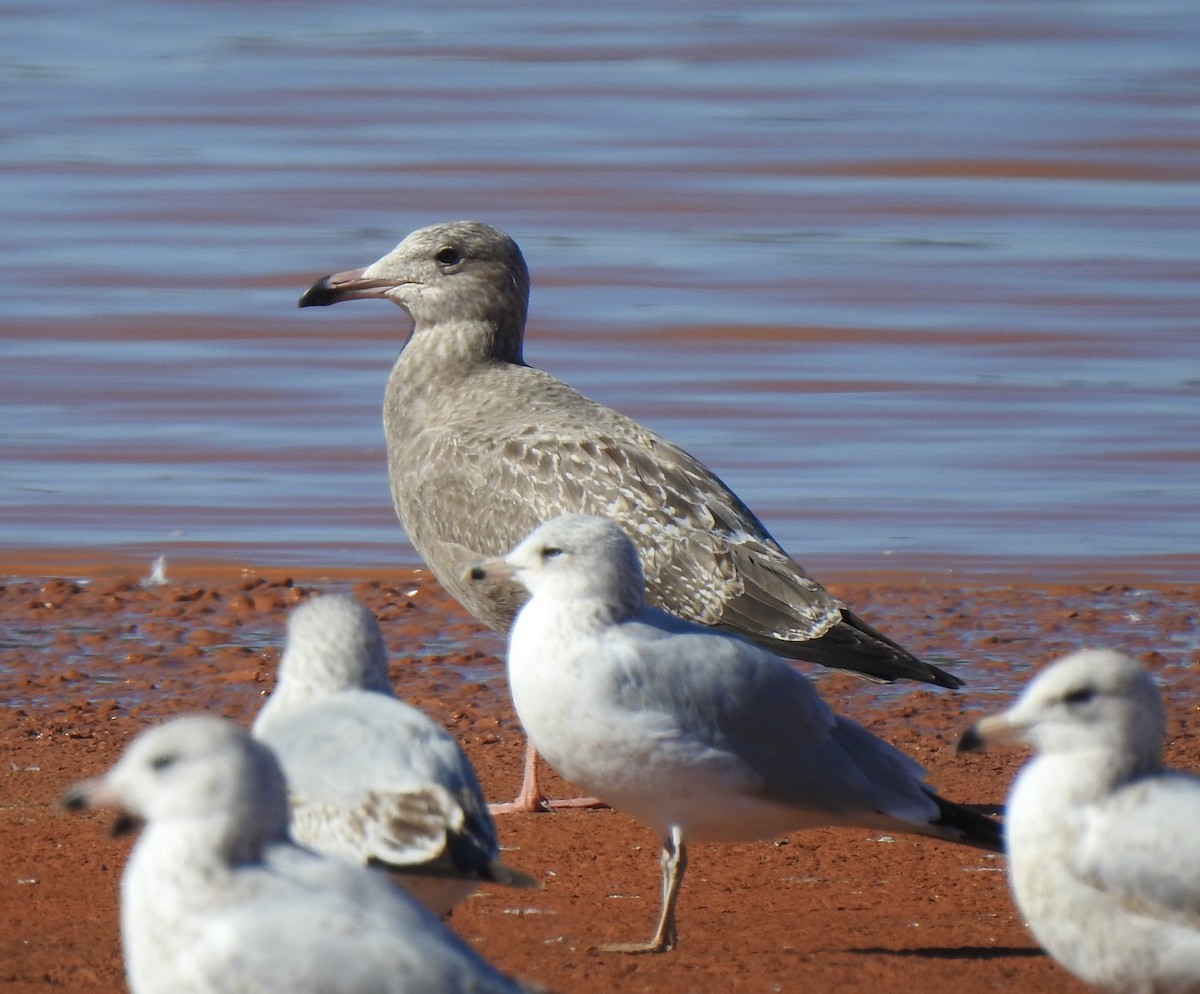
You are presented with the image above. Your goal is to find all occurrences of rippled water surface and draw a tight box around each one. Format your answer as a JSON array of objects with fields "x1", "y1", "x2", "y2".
[{"x1": 3, "y1": 0, "x2": 1199, "y2": 578}]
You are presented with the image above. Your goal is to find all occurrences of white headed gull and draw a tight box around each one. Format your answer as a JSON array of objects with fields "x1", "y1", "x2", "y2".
[
  {"x1": 62, "y1": 715, "x2": 535, "y2": 994},
  {"x1": 958, "y1": 649, "x2": 1200, "y2": 993},
  {"x1": 467, "y1": 513, "x2": 1000, "y2": 953},
  {"x1": 253, "y1": 593, "x2": 534, "y2": 915}
]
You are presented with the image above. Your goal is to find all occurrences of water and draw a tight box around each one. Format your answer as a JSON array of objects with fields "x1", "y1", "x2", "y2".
[{"x1": 3, "y1": 0, "x2": 1198, "y2": 578}]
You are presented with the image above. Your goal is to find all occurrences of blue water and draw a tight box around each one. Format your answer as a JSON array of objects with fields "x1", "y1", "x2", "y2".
[{"x1": 2, "y1": 0, "x2": 1198, "y2": 577}]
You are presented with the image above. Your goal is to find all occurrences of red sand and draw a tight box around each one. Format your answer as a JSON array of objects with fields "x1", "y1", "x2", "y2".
[{"x1": 3, "y1": 566, "x2": 1199, "y2": 993}]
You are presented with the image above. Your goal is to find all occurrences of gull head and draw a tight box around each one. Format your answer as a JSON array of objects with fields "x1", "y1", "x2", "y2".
[
  {"x1": 957, "y1": 649, "x2": 1165, "y2": 771},
  {"x1": 62, "y1": 715, "x2": 290, "y2": 848},
  {"x1": 298, "y1": 220, "x2": 530, "y2": 362},
  {"x1": 467, "y1": 514, "x2": 646, "y2": 617},
  {"x1": 276, "y1": 594, "x2": 391, "y2": 697}
]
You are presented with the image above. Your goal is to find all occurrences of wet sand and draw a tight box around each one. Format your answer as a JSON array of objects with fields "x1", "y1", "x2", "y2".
[{"x1": 3, "y1": 565, "x2": 1199, "y2": 993}]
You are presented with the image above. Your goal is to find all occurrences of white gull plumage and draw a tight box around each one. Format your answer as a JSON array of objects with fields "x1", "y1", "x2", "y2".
[
  {"x1": 959, "y1": 649, "x2": 1200, "y2": 994},
  {"x1": 253, "y1": 594, "x2": 534, "y2": 915},
  {"x1": 61, "y1": 715, "x2": 533, "y2": 994},
  {"x1": 468, "y1": 514, "x2": 1001, "y2": 953},
  {"x1": 299, "y1": 220, "x2": 963, "y2": 813}
]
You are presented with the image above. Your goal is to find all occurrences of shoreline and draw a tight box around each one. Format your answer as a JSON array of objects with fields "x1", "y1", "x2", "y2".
[{"x1": 4, "y1": 546, "x2": 1198, "y2": 588}]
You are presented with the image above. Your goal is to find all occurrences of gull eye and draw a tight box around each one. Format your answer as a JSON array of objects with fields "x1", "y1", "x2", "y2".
[
  {"x1": 541, "y1": 546, "x2": 564, "y2": 560},
  {"x1": 150, "y1": 753, "x2": 177, "y2": 772},
  {"x1": 435, "y1": 246, "x2": 462, "y2": 267},
  {"x1": 1062, "y1": 686, "x2": 1096, "y2": 707}
]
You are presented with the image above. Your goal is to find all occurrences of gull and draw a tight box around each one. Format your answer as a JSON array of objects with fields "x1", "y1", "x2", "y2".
[
  {"x1": 958, "y1": 649, "x2": 1200, "y2": 994},
  {"x1": 467, "y1": 514, "x2": 1002, "y2": 953},
  {"x1": 61, "y1": 715, "x2": 535, "y2": 994},
  {"x1": 299, "y1": 220, "x2": 963, "y2": 813},
  {"x1": 253, "y1": 593, "x2": 536, "y2": 916}
]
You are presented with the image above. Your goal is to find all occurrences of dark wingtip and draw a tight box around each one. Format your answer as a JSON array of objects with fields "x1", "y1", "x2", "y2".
[
  {"x1": 484, "y1": 862, "x2": 541, "y2": 890},
  {"x1": 757, "y1": 607, "x2": 967, "y2": 689},
  {"x1": 864, "y1": 658, "x2": 964, "y2": 689},
  {"x1": 298, "y1": 275, "x2": 341, "y2": 308},
  {"x1": 955, "y1": 724, "x2": 986, "y2": 754},
  {"x1": 931, "y1": 793, "x2": 1005, "y2": 854},
  {"x1": 928, "y1": 663, "x2": 965, "y2": 690}
]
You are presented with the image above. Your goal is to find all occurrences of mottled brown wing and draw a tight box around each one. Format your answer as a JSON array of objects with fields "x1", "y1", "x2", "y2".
[
  {"x1": 400, "y1": 417, "x2": 840, "y2": 644},
  {"x1": 395, "y1": 369, "x2": 959, "y2": 687}
]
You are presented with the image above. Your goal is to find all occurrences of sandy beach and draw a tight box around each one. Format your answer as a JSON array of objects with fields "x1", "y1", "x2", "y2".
[{"x1": 4, "y1": 564, "x2": 1198, "y2": 993}]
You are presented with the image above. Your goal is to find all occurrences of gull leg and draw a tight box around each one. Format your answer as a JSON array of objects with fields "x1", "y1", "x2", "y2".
[
  {"x1": 489, "y1": 739, "x2": 550, "y2": 814},
  {"x1": 489, "y1": 740, "x2": 606, "y2": 814},
  {"x1": 599, "y1": 825, "x2": 686, "y2": 954}
]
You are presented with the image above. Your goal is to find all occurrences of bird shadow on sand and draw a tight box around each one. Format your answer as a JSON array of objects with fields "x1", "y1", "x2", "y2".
[{"x1": 850, "y1": 946, "x2": 1044, "y2": 961}]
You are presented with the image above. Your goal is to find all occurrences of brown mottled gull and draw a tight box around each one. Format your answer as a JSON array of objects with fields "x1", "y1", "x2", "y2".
[{"x1": 299, "y1": 220, "x2": 963, "y2": 812}]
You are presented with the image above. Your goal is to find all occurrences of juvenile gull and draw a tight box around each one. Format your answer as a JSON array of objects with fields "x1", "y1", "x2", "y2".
[
  {"x1": 958, "y1": 649, "x2": 1200, "y2": 993},
  {"x1": 300, "y1": 220, "x2": 962, "y2": 812},
  {"x1": 468, "y1": 514, "x2": 1001, "y2": 953},
  {"x1": 61, "y1": 715, "x2": 534, "y2": 994},
  {"x1": 253, "y1": 594, "x2": 535, "y2": 915}
]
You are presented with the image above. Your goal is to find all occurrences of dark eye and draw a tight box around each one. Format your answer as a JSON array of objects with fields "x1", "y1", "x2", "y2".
[
  {"x1": 541, "y1": 546, "x2": 564, "y2": 560},
  {"x1": 150, "y1": 753, "x2": 177, "y2": 771},
  {"x1": 1062, "y1": 686, "x2": 1096, "y2": 707},
  {"x1": 435, "y1": 246, "x2": 461, "y2": 266}
]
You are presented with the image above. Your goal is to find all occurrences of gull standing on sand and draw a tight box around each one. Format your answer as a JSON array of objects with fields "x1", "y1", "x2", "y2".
[
  {"x1": 300, "y1": 220, "x2": 963, "y2": 812},
  {"x1": 467, "y1": 514, "x2": 1001, "y2": 953},
  {"x1": 61, "y1": 715, "x2": 534, "y2": 994},
  {"x1": 958, "y1": 649, "x2": 1200, "y2": 994},
  {"x1": 253, "y1": 593, "x2": 535, "y2": 916}
]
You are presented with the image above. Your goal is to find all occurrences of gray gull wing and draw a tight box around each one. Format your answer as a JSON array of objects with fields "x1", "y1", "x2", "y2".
[
  {"x1": 1075, "y1": 774, "x2": 1200, "y2": 920},
  {"x1": 257, "y1": 691, "x2": 498, "y2": 875},
  {"x1": 603, "y1": 611, "x2": 944, "y2": 825}
]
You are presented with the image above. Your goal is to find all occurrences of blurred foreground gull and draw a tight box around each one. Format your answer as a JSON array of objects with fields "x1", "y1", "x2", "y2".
[
  {"x1": 299, "y1": 220, "x2": 963, "y2": 813},
  {"x1": 61, "y1": 716, "x2": 534, "y2": 994},
  {"x1": 253, "y1": 594, "x2": 535, "y2": 916},
  {"x1": 958, "y1": 649, "x2": 1200, "y2": 994},
  {"x1": 468, "y1": 514, "x2": 1002, "y2": 953}
]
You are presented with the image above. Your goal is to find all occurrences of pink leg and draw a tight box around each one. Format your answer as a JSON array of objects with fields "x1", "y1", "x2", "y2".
[
  {"x1": 488, "y1": 739, "x2": 549, "y2": 814},
  {"x1": 489, "y1": 739, "x2": 607, "y2": 814}
]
